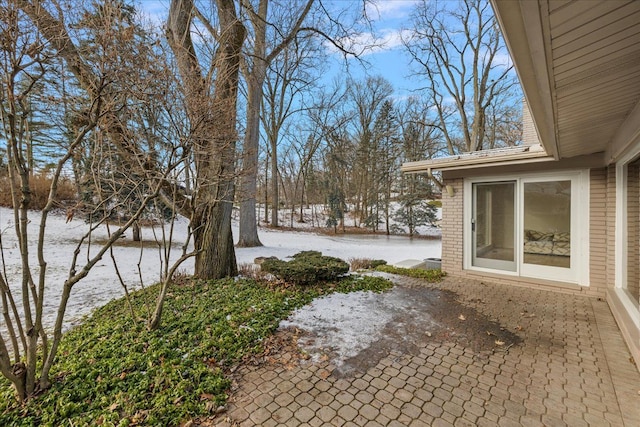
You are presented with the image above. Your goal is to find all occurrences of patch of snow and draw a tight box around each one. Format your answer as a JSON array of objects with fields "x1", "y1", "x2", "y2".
[
  {"x1": 235, "y1": 203, "x2": 442, "y2": 237},
  {"x1": 280, "y1": 284, "x2": 440, "y2": 368},
  {"x1": 280, "y1": 290, "x2": 394, "y2": 364},
  {"x1": 0, "y1": 206, "x2": 441, "y2": 337}
]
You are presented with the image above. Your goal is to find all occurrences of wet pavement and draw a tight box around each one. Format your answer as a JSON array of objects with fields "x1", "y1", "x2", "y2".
[{"x1": 210, "y1": 275, "x2": 640, "y2": 426}]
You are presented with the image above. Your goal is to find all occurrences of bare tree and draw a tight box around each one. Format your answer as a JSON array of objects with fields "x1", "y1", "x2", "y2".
[
  {"x1": 403, "y1": 0, "x2": 518, "y2": 154},
  {"x1": 347, "y1": 76, "x2": 393, "y2": 227},
  {"x1": 165, "y1": 0, "x2": 245, "y2": 279},
  {"x1": 261, "y1": 28, "x2": 320, "y2": 227},
  {"x1": 0, "y1": 0, "x2": 185, "y2": 401},
  {"x1": 16, "y1": 0, "x2": 237, "y2": 280},
  {"x1": 236, "y1": 0, "x2": 313, "y2": 246},
  {"x1": 394, "y1": 96, "x2": 441, "y2": 235}
]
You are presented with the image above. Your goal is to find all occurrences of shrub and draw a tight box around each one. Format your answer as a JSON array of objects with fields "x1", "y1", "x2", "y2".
[
  {"x1": 349, "y1": 258, "x2": 388, "y2": 271},
  {"x1": 261, "y1": 251, "x2": 350, "y2": 285},
  {"x1": 0, "y1": 173, "x2": 77, "y2": 210}
]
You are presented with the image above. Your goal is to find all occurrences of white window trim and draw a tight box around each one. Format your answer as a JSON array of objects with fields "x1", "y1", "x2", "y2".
[
  {"x1": 615, "y1": 148, "x2": 640, "y2": 320},
  {"x1": 464, "y1": 170, "x2": 590, "y2": 285}
]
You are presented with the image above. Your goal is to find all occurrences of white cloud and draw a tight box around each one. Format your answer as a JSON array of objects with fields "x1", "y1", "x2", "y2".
[
  {"x1": 136, "y1": 0, "x2": 168, "y2": 26},
  {"x1": 365, "y1": 0, "x2": 420, "y2": 21},
  {"x1": 327, "y1": 27, "x2": 413, "y2": 56}
]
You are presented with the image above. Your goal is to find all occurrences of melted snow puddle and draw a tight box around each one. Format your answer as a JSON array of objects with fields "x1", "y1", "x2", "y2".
[{"x1": 279, "y1": 285, "x2": 432, "y2": 368}]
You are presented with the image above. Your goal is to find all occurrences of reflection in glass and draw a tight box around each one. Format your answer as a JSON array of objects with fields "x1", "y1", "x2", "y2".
[
  {"x1": 473, "y1": 182, "x2": 515, "y2": 271},
  {"x1": 523, "y1": 181, "x2": 571, "y2": 268}
]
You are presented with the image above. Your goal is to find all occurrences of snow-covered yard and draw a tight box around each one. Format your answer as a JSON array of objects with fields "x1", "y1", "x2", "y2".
[{"x1": 0, "y1": 207, "x2": 441, "y2": 333}]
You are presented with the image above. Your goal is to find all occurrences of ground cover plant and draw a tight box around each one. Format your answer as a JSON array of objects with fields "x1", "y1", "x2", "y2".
[
  {"x1": 375, "y1": 264, "x2": 446, "y2": 282},
  {"x1": 0, "y1": 275, "x2": 391, "y2": 426}
]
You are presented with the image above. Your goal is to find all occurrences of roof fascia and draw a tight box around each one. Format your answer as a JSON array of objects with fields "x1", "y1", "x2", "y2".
[
  {"x1": 605, "y1": 97, "x2": 640, "y2": 164},
  {"x1": 401, "y1": 151, "x2": 554, "y2": 173},
  {"x1": 490, "y1": 0, "x2": 559, "y2": 159},
  {"x1": 442, "y1": 152, "x2": 606, "y2": 179}
]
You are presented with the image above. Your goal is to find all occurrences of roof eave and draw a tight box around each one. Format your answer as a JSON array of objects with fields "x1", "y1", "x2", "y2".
[
  {"x1": 490, "y1": 0, "x2": 559, "y2": 160},
  {"x1": 401, "y1": 151, "x2": 555, "y2": 174}
]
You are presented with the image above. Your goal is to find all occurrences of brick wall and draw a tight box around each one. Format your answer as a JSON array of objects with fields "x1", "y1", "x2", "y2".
[
  {"x1": 441, "y1": 179, "x2": 464, "y2": 275},
  {"x1": 606, "y1": 166, "x2": 617, "y2": 289},
  {"x1": 589, "y1": 168, "x2": 609, "y2": 298},
  {"x1": 522, "y1": 99, "x2": 539, "y2": 146}
]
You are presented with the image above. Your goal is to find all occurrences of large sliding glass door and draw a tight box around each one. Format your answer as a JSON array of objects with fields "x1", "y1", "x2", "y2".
[
  {"x1": 472, "y1": 182, "x2": 516, "y2": 271},
  {"x1": 467, "y1": 172, "x2": 587, "y2": 284}
]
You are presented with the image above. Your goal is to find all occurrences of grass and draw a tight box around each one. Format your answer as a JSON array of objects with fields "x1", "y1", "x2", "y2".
[
  {"x1": 0, "y1": 275, "x2": 392, "y2": 426},
  {"x1": 375, "y1": 264, "x2": 447, "y2": 282},
  {"x1": 0, "y1": 173, "x2": 77, "y2": 210}
]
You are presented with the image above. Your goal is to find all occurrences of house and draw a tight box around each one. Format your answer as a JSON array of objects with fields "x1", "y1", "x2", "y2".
[{"x1": 402, "y1": 0, "x2": 640, "y2": 369}]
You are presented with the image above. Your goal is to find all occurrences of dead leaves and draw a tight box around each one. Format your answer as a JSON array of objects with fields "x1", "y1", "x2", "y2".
[{"x1": 458, "y1": 314, "x2": 466, "y2": 321}]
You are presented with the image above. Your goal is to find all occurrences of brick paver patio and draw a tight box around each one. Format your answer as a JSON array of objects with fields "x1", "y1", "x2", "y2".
[{"x1": 212, "y1": 276, "x2": 640, "y2": 426}]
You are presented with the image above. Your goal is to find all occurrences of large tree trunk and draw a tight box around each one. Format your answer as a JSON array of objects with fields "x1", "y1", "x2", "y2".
[
  {"x1": 270, "y1": 135, "x2": 279, "y2": 227},
  {"x1": 238, "y1": 0, "x2": 313, "y2": 243},
  {"x1": 167, "y1": 0, "x2": 244, "y2": 279},
  {"x1": 237, "y1": 0, "x2": 267, "y2": 247}
]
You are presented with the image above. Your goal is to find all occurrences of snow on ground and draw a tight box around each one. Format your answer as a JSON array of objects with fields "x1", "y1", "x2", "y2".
[
  {"x1": 0, "y1": 207, "x2": 441, "y2": 333},
  {"x1": 279, "y1": 288, "x2": 395, "y2": 365},
  {"x1": 240, "y1": 203, "x2": 443, "y2": 237}
]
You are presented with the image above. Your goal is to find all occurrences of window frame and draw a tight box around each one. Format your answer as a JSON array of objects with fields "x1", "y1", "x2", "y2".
[
  {"x1": 463, "y1": 170, "x2": 590, "y2": 285},
  {"x1": 615, "y1": 151, "x2": 640, "y2": 315}
]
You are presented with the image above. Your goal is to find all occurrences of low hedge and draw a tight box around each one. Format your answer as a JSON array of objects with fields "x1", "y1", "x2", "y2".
[{"x1": 261, "y1": 251, "x2": 350, "y2": 285}]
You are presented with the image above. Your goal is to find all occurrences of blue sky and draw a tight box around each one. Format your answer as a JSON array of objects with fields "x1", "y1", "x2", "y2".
[
  {"x1": 322, "y1": 0, "x2": 426, "y2": 98},
  {"x1": 135, "y1": 0, "x2": 517, "y2": 103},
  {"x1": 136, "y1": 0, "x2": 427, "y2": 98}
]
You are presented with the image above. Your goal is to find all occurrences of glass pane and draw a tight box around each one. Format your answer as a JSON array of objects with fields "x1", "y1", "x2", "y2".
[
  {"x1": 523, "y1": 181, "x2": 571, "y2": 268},
  {"x1": 626, "y1": 159, "x2": 640, "y2": 307},
  {"x1": 473, "y1": 182, "x2": 515, "y2": 271}
]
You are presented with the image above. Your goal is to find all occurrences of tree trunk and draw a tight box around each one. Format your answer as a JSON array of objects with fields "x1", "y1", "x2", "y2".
[
  {"x1": 167, "y1": 0, "x2": 244, "y2": 279},
  {"x1": 264, "y1": 153, "x2": 269, "y2": 223},
  {"x1": 237, "y1": 0, "x2": 268, "y2": 247},
  {"x1": 270, "y1": 135, "x2": 279, "y2": 227},
  {"x1": 132, "y1": 221, "x2": 141, "y2": 242},
  {"x1": 237, "y1": 71, "x2": 264, "y2": 246}
]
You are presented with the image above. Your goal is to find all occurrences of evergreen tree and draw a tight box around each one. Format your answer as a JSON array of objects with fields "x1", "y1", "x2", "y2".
[
  {"x1": 394, "y1": 175, "x2": 437, "y2": 236},
  {"x1": 326, "y1": 187, "x2": 345, "y2": 233}
]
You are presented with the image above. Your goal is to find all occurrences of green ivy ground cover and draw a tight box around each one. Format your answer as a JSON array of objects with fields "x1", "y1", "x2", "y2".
[
  {"x1": 375, "y1": 264, "x2": 446, "y2": 281},
  {"x1": 0, "y1": 275, "x2": 391, "y2": 426}
]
